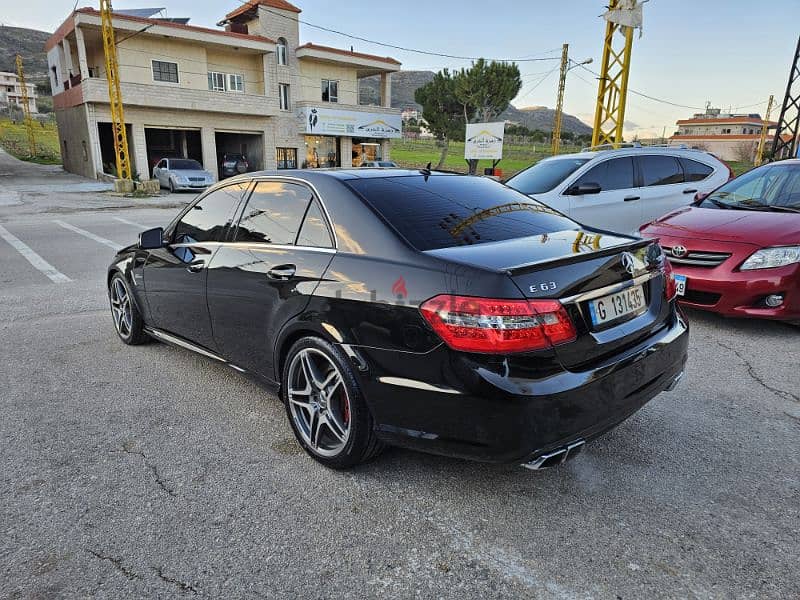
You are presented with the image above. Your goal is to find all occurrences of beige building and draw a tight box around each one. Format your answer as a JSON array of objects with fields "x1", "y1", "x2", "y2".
[
  {"x1": 668, "y1": 107, "x2": 780, "y2": 162},
  {"x1": 0, "y1": 71, "x2": 38, "y2": 114},
  {"x1": 46, "y1": 0, "x2": 401, "y2": 181}
]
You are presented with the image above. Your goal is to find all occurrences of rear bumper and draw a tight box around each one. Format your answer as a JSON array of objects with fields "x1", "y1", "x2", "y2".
[
  {"x1": 674, "y1": 263, "x2": 800, "y2": 320},
  {"x1": 353, "y1": 312, "x2": 689, "y2": 464}
]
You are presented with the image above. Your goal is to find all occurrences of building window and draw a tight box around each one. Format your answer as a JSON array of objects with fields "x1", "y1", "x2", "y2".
[
  {"x1": 279, "y1": 83, "x2": 290, "y2": 111},
  {"x1": 277, "y1": 147, "x2": 297, "y2": 169},
  {"x1": 277, "y1": 38, "x2": 288, "y2": 66},
  {"x1": 228, "y1": 73, "x2": 244, "y2": 93},
  {"x1": 208, "y1": 71, "x2": 226, "y2": 92},
  {"x1": 321, "y1": 79, "x2": 339, "y2": 103},
  {"x1": 152, "y1": 60, "x2": 179, "y2": 83}
]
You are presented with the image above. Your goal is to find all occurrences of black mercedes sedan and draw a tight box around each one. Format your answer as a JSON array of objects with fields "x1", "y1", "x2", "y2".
[{"x1": 107, "y1": 169, "x2": 688, "y2": 470}]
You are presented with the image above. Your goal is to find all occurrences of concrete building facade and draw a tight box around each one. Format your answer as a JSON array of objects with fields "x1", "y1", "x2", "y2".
[
  {"x1": 0, "y1": 72, "x2": 39, "y2": 114},
  {"x1": 46, "y1": 0, "x2": 401, "y2": 181}
]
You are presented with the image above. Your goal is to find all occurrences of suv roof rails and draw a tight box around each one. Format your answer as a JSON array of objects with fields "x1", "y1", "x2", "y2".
[{"x1": 580, "y1": 142, "x2": 694, "y2": 152}]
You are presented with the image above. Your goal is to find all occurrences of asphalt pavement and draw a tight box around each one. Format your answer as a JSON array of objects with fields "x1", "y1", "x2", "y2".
[{"x1": 1, "y1": 149, "x2": 798, "y2": 599}]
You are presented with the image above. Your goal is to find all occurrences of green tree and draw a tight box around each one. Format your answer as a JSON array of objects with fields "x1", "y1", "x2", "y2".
[
  {"x1": 414, "y1": 70, "x2": 465, "y2": 169},
  {"x1": 454, "y1": 59, "x2": 522, "y2": 173}
]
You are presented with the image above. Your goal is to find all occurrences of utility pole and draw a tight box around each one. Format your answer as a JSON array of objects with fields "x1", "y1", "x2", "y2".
[
  {"x1": 592, "y1": 0, "x2": 639, "y2": 148},
  {"x1": 100, "y1": 0, "x2": 132, "y2": 180},
  {"x1": 754, "y1": 95, "x2": 774, "y2": 167},
  {"x1": 551, "y1": 44, "x2": 569, "y2": 156},
  {"x1": 770, "y1": 35, "x2": 800, "y2": 160},
  {"x1": 15, "y1": 54, "x2": 36, "y2": 157}
]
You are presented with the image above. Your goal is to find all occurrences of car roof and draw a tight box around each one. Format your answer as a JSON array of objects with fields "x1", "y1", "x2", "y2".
[
  {"x1": 544, "y1": 146, "x2": 720, "y2": 162},
  {"x1": 230, "y1": 168, "x2": 452, "y2": 181}
]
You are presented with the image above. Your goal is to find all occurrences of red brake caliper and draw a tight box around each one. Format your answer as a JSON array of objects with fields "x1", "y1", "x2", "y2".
[{"x1": 341, "y1": 389, "x2": 350, "y2": 425}]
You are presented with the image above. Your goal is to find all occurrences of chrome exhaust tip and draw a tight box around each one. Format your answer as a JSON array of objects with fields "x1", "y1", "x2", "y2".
[
  {"x1": 522, "y1": 440, "x2": 585, "y2": 471},
  {"x1": 665, "y1": 370, "x2": 684, "y2": 392}
]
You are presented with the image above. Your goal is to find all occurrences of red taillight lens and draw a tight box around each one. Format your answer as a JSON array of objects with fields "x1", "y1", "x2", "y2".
[
  {"x1": 663, "y1": 258, "x2": 677, "y2": 301},
  {"x1": 419, "y1": 295, "x2": 577, "y2": 354}
]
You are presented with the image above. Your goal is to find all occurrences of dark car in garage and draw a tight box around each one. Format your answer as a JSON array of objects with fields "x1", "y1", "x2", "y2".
[{"x1": 107, "y1": 169, "x2": 688, "y2": 469}]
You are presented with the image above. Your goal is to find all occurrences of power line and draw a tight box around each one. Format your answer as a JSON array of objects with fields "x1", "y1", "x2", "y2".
[
  {"x1": 515, "y1": 64, "x2": 561, "y2": 102},
  {"x1": 233, "y1": 1, "x2": 560, "y2": 64}
]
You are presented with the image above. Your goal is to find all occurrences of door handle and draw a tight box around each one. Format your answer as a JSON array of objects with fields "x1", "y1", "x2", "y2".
[
  {"x1": 624, "y1": 195, "x2": 641, "y2": 202},
  {"x1": 267, "y1": 264, "x2": 296, "y2": 280},
  {"x1": 683, "y1": 188, "x2": 698, "y2": 194},
  {"x1": 186, "y1": 261, "x2": 205, "y2": 273}
]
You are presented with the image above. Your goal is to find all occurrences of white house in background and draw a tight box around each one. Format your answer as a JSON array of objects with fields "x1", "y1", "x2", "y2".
[{"x1": 0, "y1": 71, "x2": 39, "y2": 114}]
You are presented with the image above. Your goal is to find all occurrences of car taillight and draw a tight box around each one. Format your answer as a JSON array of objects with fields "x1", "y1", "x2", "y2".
[
  {"x1": 663, "y1": 258, "x2": 677, "y2": 301},
  {"x1": 419, "y1": 295, "x2": 576, "y2": 354}
]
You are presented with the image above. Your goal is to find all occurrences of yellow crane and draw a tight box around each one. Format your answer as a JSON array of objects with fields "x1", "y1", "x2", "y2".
[
  {"x1": 754, "y1": 95, "x2": 774, "y2": 167},
  {"x1": 551, "y1": 44, "x2": 569, "y2": 155},
  {"x1": 100, "y1": 0, "x2": 132, "y2": 180},
  {"x1": 15, "y1": 54, "x2": 36, "y2": 157},
  {"x1": 591, "y1": 0, "x2": 638, "y2": 148}
]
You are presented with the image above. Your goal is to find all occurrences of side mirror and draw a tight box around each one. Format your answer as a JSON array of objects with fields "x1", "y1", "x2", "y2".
[
  {"x1": 694, "y1": 191, "x2": 709, "y2": 204},
  {"x1": 139, "y1": 227, "x2": 165, "y2": 250},
  {"x1": 568, "y1": 182, "x2": 602, "y2": 196}
]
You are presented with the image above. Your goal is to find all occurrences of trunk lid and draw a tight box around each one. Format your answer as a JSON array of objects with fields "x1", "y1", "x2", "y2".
[{"x1": 426, "y1": 229, "x2": 670, "y2": 369}]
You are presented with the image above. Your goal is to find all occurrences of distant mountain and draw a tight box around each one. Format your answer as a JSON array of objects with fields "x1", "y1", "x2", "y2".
[
  {"x1": 360, "y1": 70, "x2": 592, "y2": 135},
  {"x1": 0, "y1": 25, "x2": 51, "y2": 82}
]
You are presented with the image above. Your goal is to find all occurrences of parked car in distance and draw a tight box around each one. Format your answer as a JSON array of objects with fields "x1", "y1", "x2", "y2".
[
  {"x1": 220, "y1": 153, "x2": 250, "y2": 179},
  {"x1": 505, "y1": 146, "x2": 732, "y2": 235},
  {"x1": 153, "y1": 158, "x2": 214, "y2": 193},
  {"x1": 641, "y1": 159, "x2": 800, "y2": 322},
  {"x1": 360, "y1": 160, "x2": 398, "y2": 168},
  {"x1": 107, "y1": 169, "x2": 688, "y2": 470}
]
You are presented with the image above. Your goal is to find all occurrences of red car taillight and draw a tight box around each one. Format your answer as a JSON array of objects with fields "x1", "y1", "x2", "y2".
[
  {"x1": 663, "y1": 259, "x2": 677, "y2": 301},
  {"x1": 419, "y1": 295, "x2": 577, "y2": 353}
]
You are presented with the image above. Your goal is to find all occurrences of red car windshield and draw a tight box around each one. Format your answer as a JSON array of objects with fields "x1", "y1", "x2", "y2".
[{"x1": 702, "y1": 163, "x2": 800, "y2": 212}]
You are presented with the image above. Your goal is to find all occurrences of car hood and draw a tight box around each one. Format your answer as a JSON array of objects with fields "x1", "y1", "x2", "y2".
[
  {"x1": 643, "y1": 206, "x2": 800, "y2": 246},
  {"x1": 170, "y1": 169, "x2": 213, "y2": 179}
]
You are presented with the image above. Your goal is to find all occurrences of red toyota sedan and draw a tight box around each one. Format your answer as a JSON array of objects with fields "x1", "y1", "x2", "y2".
[{"x1": 640, "y1": 159, "x2": 800, "y2": 322}]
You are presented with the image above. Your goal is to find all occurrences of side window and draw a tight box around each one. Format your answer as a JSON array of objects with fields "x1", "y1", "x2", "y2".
[
  {"x1": 641, "y1": 156, "x2": 684, "y2": 186},
  {"x1": 234, "y1": 181, "x2": 313, "y2": 245},
  {"x1": 680, "y1": 158, "x2": 714, "y2": 182},
  {"x1": 173, "y1": 184, "x2": 248, "y2": 244},
  {"x1": 297, "y1": 199, "x2": 333, "y2": 248},
  {"x1": 157, "y1": 160, "x2": 166, "y2": 169},
  {"x1": 573, "y1": 157, "x2": 635, "y2": 192}
]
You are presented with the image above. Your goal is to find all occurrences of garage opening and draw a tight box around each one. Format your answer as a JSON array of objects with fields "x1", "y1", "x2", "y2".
[
  {"x1": 97, "y1": 123, "x2": 134, "y2": 177},
  {"x1": 215, "y1": 132, "x2": 263, "y2": 180},
  {"x1": 144, "y1": 128, "x2": 202, "y2": 178}
]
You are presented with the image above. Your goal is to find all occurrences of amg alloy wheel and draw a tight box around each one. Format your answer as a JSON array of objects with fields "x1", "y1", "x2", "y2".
[
  {"x1": 109, "y1": 274, "x2": 148, "y2": 345},
  {"x1": 282, "y1": 337, "x2": 383, "y2": 468}
]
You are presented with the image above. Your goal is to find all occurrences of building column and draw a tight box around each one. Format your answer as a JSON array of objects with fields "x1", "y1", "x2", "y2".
[
  {"x1": 85, "y1": 103, "x2": 103, "y2": 179},
  {"x1": 74, "y1": 27, "x2": 90, "y2": 80},
  {"x1": 201, "y1": 127, "x2": 218, "y2": 181},
  {"x1": 340, "y1": 137, "x2": 353, "y2": 168},
  {"x1": 62, "y1": 38, "x2": 75, "y2": 79},
  {"x1": 131, "y1": 123, "x2": 149, "y2": 181},
  {"x1": 380, "y1": 73, "x2": 392, "y2": 108},
  {"x1": 380, "y1": 139, "x2": 391, "y2": 161},
  {"x1": 261, "y1": 53, "x2": 270, "y2": 97}
]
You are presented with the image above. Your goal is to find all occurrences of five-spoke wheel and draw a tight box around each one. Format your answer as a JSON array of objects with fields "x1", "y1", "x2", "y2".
[{"x1": 108, "y1": 273, "x2": 148, "y2": 345}]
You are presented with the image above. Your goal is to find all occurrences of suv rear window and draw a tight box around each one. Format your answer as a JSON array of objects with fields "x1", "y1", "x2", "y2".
[
  {"x1": 345, "y1": 174, "x2": 577, "y2": 251},
  {"x1": 505, "y1": 157, "x2": 590, "y2": 195},
  {"x1": 680, "y1": 158, "x2": 714, "y2": 182}
]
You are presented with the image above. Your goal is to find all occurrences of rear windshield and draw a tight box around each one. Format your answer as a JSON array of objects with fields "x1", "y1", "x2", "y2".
[
  {"x1": 505, "y1": 157, "x2": 591, "y2": 195},
  {"x1": 345, "y1": 174, "x2": 577, "y2": 251},
  {"x1": 170, "y1": 159, "x2": 203, "y2": 170}
]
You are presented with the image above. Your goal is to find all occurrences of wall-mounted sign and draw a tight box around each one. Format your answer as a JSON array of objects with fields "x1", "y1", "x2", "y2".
[
  {"x1": 465, "y1": 122, "x2": 506, "y2": 160},
  {"x1": 298, "y1": 106, "x2": 402, "y2": 139}
]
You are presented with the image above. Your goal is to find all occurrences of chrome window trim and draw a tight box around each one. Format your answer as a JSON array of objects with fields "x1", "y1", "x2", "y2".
[
  {"x1": 169, "y1": 241, "x2": 337, "y2": 254},
  {"x1": 560, "y1": 270, "x2": 661, "y2": 305}
]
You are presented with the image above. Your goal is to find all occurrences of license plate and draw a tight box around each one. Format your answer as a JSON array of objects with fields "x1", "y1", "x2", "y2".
[
  {"x1": 674, "y1": 274, "x2": 687, "y2": 297},
  {"x1": 588, "y1": 285, "x2": 646, "y2": 327}
]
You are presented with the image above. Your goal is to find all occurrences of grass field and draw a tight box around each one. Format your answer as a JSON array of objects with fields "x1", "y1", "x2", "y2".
[
  {"x1": 392, "y1": 138, "x2": 755, "y2": 178},
  {"x1": 0, "y1": 118, "x2": 62, "y2": 165}
]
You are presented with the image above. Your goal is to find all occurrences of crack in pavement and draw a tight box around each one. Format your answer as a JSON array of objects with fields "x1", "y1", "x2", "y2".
[
  {"x1": 119, "y1": 442, "x2": 177, "y2": 497},
  {"x1": 716, "y1": 340, "x2": 800, "y2": 403},
  {"x1": 86, "y1": 549, "x2": 139, "y2": 580},
  {"x1": 153, "y1": 567, "x2": 199, "y2": 595}
]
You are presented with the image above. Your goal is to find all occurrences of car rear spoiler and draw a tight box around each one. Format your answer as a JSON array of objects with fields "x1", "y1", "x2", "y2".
[{"x1": 504, "y1": 237, "x2": 654, "y2": 276}]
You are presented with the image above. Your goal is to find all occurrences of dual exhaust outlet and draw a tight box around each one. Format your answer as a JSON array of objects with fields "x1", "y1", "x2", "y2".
[{"x1": 522, "y1": 439, "x2": 585, "y2": 471}]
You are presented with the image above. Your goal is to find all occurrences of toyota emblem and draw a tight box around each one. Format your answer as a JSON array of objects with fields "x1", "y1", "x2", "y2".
[
  {"x1": 672, "y1": 245, "x2": 688, "y2": 258},
  {"x1": 621, "y1": 252, "x2": 636, "y2": 276}
]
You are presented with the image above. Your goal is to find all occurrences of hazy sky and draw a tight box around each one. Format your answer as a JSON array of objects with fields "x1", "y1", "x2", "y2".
[{"x1": 4, "y1": 0, "x2": 798, "y2": 137}]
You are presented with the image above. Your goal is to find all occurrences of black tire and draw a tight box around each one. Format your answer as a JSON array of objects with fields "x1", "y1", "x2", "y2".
[
  {"x1": 282, "y1": 336, "x2": 383, "y2": 469},
  {"x1": 108, "y1": 273, "x2": 149, "y2": 345},
  {"x1": 168, "y1": 179, "x2": 176, "y2": 193}
]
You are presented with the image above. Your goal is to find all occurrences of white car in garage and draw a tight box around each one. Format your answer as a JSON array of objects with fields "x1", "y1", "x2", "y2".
[
  {"x1": 505, "y1": 146, "x2": 732, "y2": 234},
  {"x1": 153, "y1": 158, "x2": 215, "y2": 193}
]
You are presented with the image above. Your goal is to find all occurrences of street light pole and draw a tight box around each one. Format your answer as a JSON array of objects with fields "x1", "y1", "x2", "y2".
[{"x1": 552, "y1": 51, "x2": 593, "y2": 156}]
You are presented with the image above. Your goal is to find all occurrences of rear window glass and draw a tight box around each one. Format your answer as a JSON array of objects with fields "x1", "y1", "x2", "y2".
[
  {"x1": 505, "y1": 158, "x2": 590, "y2": 195},
  {"x1": 170, "y1": 159, "x2": 203, "y2": 170},
  {"x1": 345, "y1": 174, "x2": 577, "y2": 251},
  {"x1": 680, "y1": 158, "x2": 714, "y2": 182},
  {"x1": 641, "y1": 155, "x2": 684, "y2": 186}
]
